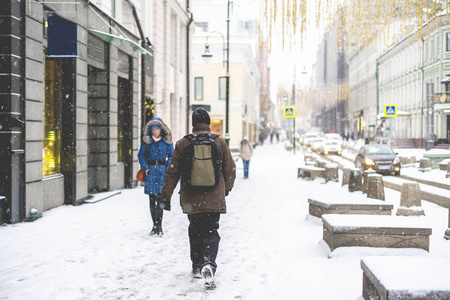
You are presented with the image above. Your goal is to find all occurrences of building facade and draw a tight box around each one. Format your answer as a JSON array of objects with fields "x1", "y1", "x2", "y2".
[
  {"x1": 378, "y1": 16, "x2": 450, "y2": 147},
  {"x1": 258, "y1": 41, "x2": 274, "y2": 132},
  {"x1": 190, "y1": 0, "x2": 261, "y2": 147},
  {"x1": 348, "y1": 39, "x2": 379, "y2": 141},
  {"x1": 146, "y1": 0, "x2": 191, "y2": 140},
  {"x1": 0, "y1": 0, "x2": 192, "y2": 224},
  {"x1": 313, "y1": 24, "x2": 349, "y2": 136}
]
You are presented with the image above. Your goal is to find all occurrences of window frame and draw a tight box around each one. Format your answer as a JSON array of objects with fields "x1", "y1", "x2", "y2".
[
  {"x1": 446, "y1": 32, "x2": 450, "y2": 52},
  {"x1": 194, "y1": 77, "x2": 204, "y2": 100}
]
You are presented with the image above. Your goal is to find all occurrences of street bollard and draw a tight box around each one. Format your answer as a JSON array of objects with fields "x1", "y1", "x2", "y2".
[
  {"x1": 348, "y1": 169, "x2": 363, "y2": 192},
  {"x1": 366, "y1": 174, "x2": 385, "y2": 201},
  {"x1": 409, "y1": 156, "x2": 416, "y2": 165},
  {"x1": 362, "y1": 169, "x2": 376, "y2": 194},
  {"x1": 396, "y1": 182, "x2": 425, "y2": 216},
  {"x1": 342, "y1": 168, "x2": 351, "y2": 186},
  {"x1": 324, "y1": 164, "x2": 339, "y2": 182},
  {"x1": 419, "y1": 158, "x2": 431, "y2": 172},
  {"x1": 399, "y1": 156, "x2": 409, "y2": 165}
]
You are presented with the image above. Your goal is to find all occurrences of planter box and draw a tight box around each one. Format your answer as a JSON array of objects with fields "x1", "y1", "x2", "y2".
[
  {"x1": 361, "y1": 257, "x2": 450, "y2": 300},
  {"x1": 322, "y1": 214, "x2": 432, "y2": 251}
]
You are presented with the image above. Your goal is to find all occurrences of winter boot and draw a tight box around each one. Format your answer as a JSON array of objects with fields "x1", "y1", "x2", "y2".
[
  {"x1": 201, "y1": 264, "x2": 216, "y2": 290},
  {"x1": 149, "y1": 226, "x2": 158, "y2": 235},
  {"x1": 149, "y1": 202, "x2": 158, "y2": 235},
  {"x1": 156, "y1": 207, "x2": 164, "y2": 236}
]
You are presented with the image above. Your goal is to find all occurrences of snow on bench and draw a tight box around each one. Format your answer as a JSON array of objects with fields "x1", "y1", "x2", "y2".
[
  {"x1": 322, "y1": 214, "x2": 432, "y2": 251},
  {"x1": 361, "y1": 256, "x2": 450, "y2": 300},
  {"x1": 308, "y1": 197, "x2": 393, "y2": 218},
  {"x1": 297, "y1": 166, "x2": 325, "y2": 180}
]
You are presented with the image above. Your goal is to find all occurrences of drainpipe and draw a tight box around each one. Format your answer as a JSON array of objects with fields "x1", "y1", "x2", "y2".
[
  {"x1": 420, "y1": 36, "x2": 425, "y2": 148},
  {"x1": 186, "y1": 1, "x2": 194, "y2": 134}
]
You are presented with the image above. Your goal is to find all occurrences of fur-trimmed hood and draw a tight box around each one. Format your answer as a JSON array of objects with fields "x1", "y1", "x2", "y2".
[{"x1": 143, "y1": 118, "x2": 173, "y2": 144}]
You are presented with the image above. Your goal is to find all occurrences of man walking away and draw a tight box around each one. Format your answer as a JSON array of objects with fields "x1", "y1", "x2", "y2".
[{"x1": 160, "y1": 107, "x2": 236, "y2": 289}]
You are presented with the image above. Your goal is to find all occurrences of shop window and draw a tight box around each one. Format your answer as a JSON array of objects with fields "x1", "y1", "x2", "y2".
[
  {"x1": 43, "y1": 60, "x2": 61, "y2": 176},
  {"x1": 219, "y1": 76, "x2": 226, "y2": 100},
  {"x1": 195, "y1": 77, "x2": 203, "y2": 100},
  {"x1": 210, "y1": 119, "x2": 223, "y2": 136},
  {"x1": 446, "y1": 32, "x2": 450, "y2": 51},
  {"x1": 118, "y1": 77, "x2": 132, "y2": 163}
]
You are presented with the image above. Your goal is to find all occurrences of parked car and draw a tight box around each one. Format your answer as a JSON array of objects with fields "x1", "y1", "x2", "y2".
[
  {"x1": 354, "y1": 144, "x2": 401, "y2": 176},
  {"x1": 320, "y1": 140, "x2": 342, "y2": 155},
  {"x1": 310, "y1": 138, "x2": 325, "y2": 152}
]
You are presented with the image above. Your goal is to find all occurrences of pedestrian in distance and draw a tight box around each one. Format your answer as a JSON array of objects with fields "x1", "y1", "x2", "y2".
[
  {"x1": 138, "y1": 117, "x2": 174, "y2": 236},
  {"x1": 239, "y1": 136, "x2": 254, "y2": 179},
  {"x1": 160, "y1": 107, "x2": 236, "y2": 290},
  {"x1": 259, "y1": 132, "x2": 265, "y2": 145}
]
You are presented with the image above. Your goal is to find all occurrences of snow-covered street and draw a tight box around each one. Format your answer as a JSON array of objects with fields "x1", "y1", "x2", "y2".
[{"x1": 1, "y1": 143, "x2": 450, "y2": 300}]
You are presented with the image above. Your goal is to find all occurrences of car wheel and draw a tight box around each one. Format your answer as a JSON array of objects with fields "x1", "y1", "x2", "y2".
[{"x1": 395, "y1": 171, "x2": 400, "y2": 176}]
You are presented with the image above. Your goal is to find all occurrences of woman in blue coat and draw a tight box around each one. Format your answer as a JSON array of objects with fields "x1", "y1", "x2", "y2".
[{"x1": 138, "y1": 117, "x2": 174, "y2": 236}]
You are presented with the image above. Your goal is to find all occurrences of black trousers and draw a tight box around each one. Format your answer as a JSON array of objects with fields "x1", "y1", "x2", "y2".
[
  {"x1": 188, "y1": 212, "x2": 221, "y2": 271},
  {"x1": 149, "y1": 194, "x2": 163, "y2": 231}
]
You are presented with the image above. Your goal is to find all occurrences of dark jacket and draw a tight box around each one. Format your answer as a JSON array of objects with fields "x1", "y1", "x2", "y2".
[
  {"x1": 138, "y1": 118, "x2": 174, "y2": 195},
  {"x1": 161, "y1": 123, "x2": 236, "y2": 215}
]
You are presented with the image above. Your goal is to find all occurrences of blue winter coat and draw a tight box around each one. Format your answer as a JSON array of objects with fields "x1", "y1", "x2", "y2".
[{"x1": 138, "y1": 119, "x2": 174, "y2": 195}]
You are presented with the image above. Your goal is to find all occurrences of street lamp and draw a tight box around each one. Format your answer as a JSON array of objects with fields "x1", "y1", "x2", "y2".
[{"x1": 202, "y1": 0, "x2": 232, "y2": 145}]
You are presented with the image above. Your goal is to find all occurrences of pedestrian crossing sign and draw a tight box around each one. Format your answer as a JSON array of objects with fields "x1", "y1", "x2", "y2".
[
  {"x1": 283, "y1": 106, "x2": 295, "y2": 118},
  {"x1": 384, "y1": 104, "x2": 397, "y2": 117}
]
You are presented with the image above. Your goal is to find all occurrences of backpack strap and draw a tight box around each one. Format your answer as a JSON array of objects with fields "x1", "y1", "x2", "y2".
[{"x1": 183, "y1": 134, "x2": 195, "y2": 141}]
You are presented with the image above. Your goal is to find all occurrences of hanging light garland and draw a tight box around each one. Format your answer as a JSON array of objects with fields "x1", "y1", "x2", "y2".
[
  {"x1": 259, "y1": 0, "x2": 449, "y2": 118},
  {"x1": 259, "y1": 0, "x2": 448, "y2": 54}
]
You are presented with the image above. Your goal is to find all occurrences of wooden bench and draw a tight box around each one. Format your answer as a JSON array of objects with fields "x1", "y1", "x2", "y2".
[
  {"x1": 298, "y1": 166, "x2": 325, "y2": 180},
  {"x1": 361, "y1": 257, "x2": 450, "y2": 300},
  {"x1": 322, "y1": 214, "x2": 432, "y2": 251},
  {"x1": 308, "y1": 198, "x2": 393, "y2": 218}
]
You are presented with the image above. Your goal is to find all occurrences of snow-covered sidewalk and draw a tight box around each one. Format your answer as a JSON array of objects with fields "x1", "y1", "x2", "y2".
[{"x1": 1, "y1": 143, "x2": 449, "y2": 300}]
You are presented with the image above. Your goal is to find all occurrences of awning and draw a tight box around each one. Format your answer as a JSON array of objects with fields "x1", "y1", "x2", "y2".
[
  {"x1": 441, "y1": 76, "x2": 450, "y2": 84},
  {"x1": 88, "y1": 29, "x2": 152, "y2": 56}
]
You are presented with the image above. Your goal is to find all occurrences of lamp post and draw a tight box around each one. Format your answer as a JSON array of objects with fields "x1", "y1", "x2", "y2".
[{"x1": 202, "y1": 0, "x2": 232, "y2": 145}]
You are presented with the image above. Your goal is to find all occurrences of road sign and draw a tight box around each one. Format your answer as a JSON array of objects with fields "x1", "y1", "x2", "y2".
[
  {"x1": 384, "y1": 104, "x2": 397, "y2": 117},
  {"x1": 283, "y1": 106, "x2": 295, "y2": 118}
]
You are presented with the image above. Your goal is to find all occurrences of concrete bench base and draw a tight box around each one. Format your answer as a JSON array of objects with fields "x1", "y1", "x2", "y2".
[
  {"x1": 361, "y1": 257, "x2": 450, "y2": 300},
  {"x1": 298, "y1": 167, "x2": 324, "y2": 180},
  {"x1": 322, "y1": 214, "x2": 432, "y2": 251},
  {"x1": 308, "y1": 198, "x2": 393, "y2": 218}
]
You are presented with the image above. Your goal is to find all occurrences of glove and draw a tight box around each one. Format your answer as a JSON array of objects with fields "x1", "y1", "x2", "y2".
[{"x1": 160, "y1": 199, "x2": 171, "y2": 211}]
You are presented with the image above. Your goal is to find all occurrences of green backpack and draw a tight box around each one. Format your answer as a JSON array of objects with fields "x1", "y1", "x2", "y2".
[{"x1": 181, "y1": 133, "x2": 221, "y2": 189}]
